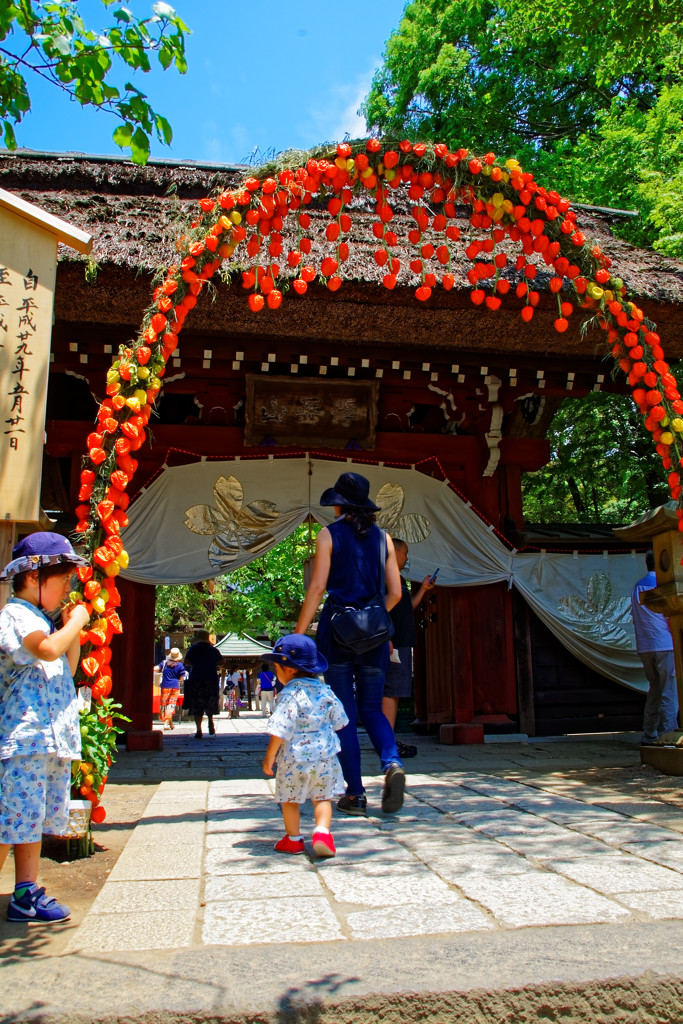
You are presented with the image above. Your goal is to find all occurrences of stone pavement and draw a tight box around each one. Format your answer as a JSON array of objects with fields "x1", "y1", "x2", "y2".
[{"x1": 2, "y1": 711, "x2": 683, "y2": 1023}]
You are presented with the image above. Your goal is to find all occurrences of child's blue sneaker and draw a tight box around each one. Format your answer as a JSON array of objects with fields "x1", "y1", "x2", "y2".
[{"x1": 7, "y1": 883, "x2": 70, "y2": 923}]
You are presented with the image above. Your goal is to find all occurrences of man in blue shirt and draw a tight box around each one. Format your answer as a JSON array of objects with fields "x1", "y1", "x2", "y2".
[
  {"x1": 630, "y1": 551, "x2": 679, "y2": 744},
  {"x1": 258, "y1": 666, "x2": 275, "y2": 717}
]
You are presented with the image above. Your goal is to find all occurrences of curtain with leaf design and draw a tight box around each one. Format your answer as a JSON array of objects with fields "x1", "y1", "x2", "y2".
[{"x1": 121, "y1": 456, "x2": 649, "y2": 692}]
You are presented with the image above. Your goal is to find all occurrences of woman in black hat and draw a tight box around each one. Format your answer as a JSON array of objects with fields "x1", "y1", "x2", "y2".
[{"x1": 295, "y1": 472, "x2": 405, "y2": 815}]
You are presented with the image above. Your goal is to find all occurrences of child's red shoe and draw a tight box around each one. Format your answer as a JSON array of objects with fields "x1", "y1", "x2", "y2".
[
  {"x1": 274, "y1": 835, "x2": 305, "y2": 855},
  {"x1": 312, "y1": 830, "x2": 336, "y2": 858}
]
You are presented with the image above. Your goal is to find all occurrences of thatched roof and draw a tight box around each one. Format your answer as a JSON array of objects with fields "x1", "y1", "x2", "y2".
[
  {"x1": 2, "y1": 149, "x2": 682, "y2": 294},
  {"x1": 3, "y1": 149, "x2": 683, "y2": 359}
]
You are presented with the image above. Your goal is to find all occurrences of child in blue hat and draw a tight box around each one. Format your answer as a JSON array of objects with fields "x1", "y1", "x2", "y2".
[
  {"x1": 262, "y1": 634, "x2": 348, "y2": 858},
  {"x1": 0, "y1": 532, "x2": 90, "y2": 923}
]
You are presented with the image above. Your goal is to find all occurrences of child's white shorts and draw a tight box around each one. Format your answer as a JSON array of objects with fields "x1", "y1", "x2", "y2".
[
  {"x1": 275, "y1": 753, "x2": 345, "y2": 804},
  {"x1": 0, "y1": 753, "x2": 71, "y2": 844}
]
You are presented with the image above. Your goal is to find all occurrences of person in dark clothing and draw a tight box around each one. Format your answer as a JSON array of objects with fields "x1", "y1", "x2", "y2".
[
  {"x1": 383, "y1": 539, "x2": 435, "y2": 758},
  {"x1": 183, "y1": 630, "x2": 223, "y2": 738},
  {"x1": 295, "y1": 472, "x2": 404, "y2": 816}
]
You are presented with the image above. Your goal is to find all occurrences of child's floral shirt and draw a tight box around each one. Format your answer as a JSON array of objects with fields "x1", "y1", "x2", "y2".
[
  {"x1": 0, "y1": 598, "x2": 81, "y2": 759},
  {"x1": 267, "y1": 675, "x2": 348, "y2": 763}
]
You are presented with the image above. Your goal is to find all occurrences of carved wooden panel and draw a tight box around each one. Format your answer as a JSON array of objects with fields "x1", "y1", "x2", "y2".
[{"x1": 245, "y1": 374, "x2": 378, "y2": 448}]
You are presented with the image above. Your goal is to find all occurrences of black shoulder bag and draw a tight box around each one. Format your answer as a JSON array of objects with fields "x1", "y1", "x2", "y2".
[{"x1": 330, "y1": 530, "x2": 395, "y2": 654}]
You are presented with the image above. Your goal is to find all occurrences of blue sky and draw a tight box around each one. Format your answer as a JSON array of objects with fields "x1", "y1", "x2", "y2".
[{"x1": 13, "y1": 1, "x2": 407, "y2": 165}]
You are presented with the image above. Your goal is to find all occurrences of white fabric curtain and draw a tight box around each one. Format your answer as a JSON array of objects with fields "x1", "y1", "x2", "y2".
[{"x1": 121, "y1": 455, "x2": 647, "y2": 693}]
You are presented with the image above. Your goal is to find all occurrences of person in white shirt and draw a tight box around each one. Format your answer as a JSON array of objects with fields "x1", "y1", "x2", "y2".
[{"x1": 630, "y1": 551, "x2": 679, "y2": 744}]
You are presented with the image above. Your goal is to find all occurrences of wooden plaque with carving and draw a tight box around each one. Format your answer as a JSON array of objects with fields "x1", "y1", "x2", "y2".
[{"x1": 245, "y1": 374, "x2": 379, "y2": 448}]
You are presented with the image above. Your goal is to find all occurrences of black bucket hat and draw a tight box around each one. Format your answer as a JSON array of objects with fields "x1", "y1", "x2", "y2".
[{"x1": 319, "y1": 472, "x2": 380, "y2": 512}]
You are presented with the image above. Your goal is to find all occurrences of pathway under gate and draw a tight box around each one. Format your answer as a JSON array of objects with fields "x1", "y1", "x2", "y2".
[{"x1": 2, "y1": 718, "x2": 683, "y2": 1022}]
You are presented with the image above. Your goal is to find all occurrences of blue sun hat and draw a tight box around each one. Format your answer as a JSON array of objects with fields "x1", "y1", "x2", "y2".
[
  {"x1": 0, "y1": 532, "x2": 89, "y2": 581},
  {"x1": 266, "y1": 634, "x2": 328, "y2": 675}
]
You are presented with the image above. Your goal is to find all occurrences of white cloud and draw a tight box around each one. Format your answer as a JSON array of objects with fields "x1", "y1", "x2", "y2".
[
  {"x1": 329, "y1": 79, "x2": 371, "y2": 142},
  {"x1": 300, "y1": 65, "x2": 377, "y2": 146}
]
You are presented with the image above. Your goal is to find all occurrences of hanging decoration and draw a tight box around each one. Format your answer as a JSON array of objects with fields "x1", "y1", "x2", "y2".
[{"x1": 67, "y1": 138, "x2": 683, "y2": 780}]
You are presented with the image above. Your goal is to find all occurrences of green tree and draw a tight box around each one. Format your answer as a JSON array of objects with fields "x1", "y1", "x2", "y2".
[
  {"x1": 154, "y1": 580, "x2": 206, "y2": 635},
  {"x1": 155, "y1": 523, "x2": 320, "y2": 642},
  {"x1": 530, "y1": 86, "x2": 683, "y2": 257},
  {"x1": 522, "y1": 392, "x2": 672, "y2": 524},
  {"x1": 0, "y1": 1, "x2": 189, "y2": 163},
  {"x1": 503, "y1": 0, "x2": 683, "y2": 89},
  {"x1": 364, "y1": 0, "x2": 680, "y2": 150},
  {"x1": 363, "y1": 0, "x2": 683, "y2": 254}
]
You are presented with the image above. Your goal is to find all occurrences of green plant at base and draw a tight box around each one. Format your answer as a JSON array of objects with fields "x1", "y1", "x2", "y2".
[
  {"x1": 71, "y1": 697, "x2": 130, "y2": 814},
  {"x1": 67, "y1": 697, "x2": 129, "y2": 859}
]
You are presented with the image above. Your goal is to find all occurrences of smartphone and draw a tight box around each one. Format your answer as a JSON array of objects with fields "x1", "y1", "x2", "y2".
[{"x1": 429, "y1": 568, "x2": 440, "y2": 583}]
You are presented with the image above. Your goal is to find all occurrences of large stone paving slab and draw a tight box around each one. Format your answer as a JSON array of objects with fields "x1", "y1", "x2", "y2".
[
  {"x1": 508, "y1": 794, "x2": 625, "y2": 823},
  {"x1": 65, "y1": 910, "x2": 196, "y2": 952},
  {"x1": 204, "y1": 842, "x2": 314, "y2": 875},
  {"x1": 125, "y1": 820, "x2": 206, "y2": 845},
  {"x1": 89, "y1": 878, "x2": 201, "y2": 914},
  {"x1": 622, "y1": 840, "x2": 683, "y2": 871},
  {"x1": 107, "y1": 842, "x2": 203, "y2": 881},
  {"x1": 613, "y1": 890, "x2": 683, "y2": 919},
  {"x1": 205, "y1": 828, "x2": 282, "y2": 850},
  {"x1": 392, "y1": 822, "x2": 488, "y2": 850},
  {"x1": 424, "y1": 849, "x2": 535, "y2": 883},
  {"x1": 208, "y1": 779, "x2": 272, "y2": 797},
  {"x1": 346, "y1": 897, "x2": 494, "y2": 939},
  {"x1": 205, "y1": 871, "x2": 326, "y2": 902},
  {"x1": 207, "y1": 811, "x2": 281, "y2": 833},
  {"x1": 545, "y1": 855, "x2": 683, "y2": 894},
  {"x1": 326, "y1": 837, "x2": 419, "y2": 865},
  {"x1": 453, "y1": 872, "x2": 631, "y2": 928},
  {"x1": 318, "y1": 860, "x2": 462, "y2": 907},
  {"x1": 208, "y1": 793, "x2": 275, "y2": 813},
  {"x1": 202, "y1": 896, "x2": 345, "y2": 945},
  {"x1": 494, "y1": 830, "x2": 617, "y2": 860},
  {"x1": 453, "y1": 808, "x2": 543, "y2": 834},
  {"x1": 573, "y1": 819, "x2": 682, "y2": 847}
]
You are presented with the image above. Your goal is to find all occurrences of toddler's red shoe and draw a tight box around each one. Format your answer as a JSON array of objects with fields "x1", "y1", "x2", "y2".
[
  {"x1": 274, "y1": 835, "x2": 305, "y2": 855},
  {"x1": 312, "y1": 830, "x2": 336, "y2": 858}
]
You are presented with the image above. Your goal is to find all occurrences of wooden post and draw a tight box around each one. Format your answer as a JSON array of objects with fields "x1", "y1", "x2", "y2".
[
  {"x1": 512, "y1": 589, "x2": 536, "y2": 737},
  {"x1": 111, "y1": 576, "x2": 161, "y2": 750}
]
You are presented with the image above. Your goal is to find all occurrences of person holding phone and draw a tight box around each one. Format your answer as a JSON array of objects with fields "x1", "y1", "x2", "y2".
[{"x1": 382, "y1": 539, "x2": 437, "y2": 758}]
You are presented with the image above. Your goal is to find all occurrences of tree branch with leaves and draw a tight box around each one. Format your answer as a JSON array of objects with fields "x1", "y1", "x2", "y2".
[{"x1": 0, "y1": 0, "x2": 189, "y2": 163}]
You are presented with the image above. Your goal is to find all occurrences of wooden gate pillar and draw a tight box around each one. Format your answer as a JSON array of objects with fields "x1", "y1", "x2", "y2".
[
  {"x1": 420, "y1": 584, "x2": 517, "y2": 744},
  {"x1": 111, "y1": 576, "x2": 161, "y2": 750}
]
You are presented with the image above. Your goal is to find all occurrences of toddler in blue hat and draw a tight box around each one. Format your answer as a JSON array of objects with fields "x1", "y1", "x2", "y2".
[
  {"x1": 0, "y1": 532, "x2": 90, "y2": 923},
  {"x1": 262, "y1": 634, "x2": 348, "y2": 857}
]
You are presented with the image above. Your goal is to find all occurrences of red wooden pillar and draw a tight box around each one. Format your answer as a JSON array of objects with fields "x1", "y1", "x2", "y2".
[{"x1": 111, "y1": 576, "x2": 162, "y2": 750}]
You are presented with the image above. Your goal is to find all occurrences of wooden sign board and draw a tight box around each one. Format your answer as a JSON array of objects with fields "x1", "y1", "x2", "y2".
[
  {"x1": 0, "y1": 190, "x2": 90, "y2": 525},
  {"x1": 0, "y1": 208, "x2": 58, "y2": 523},
  {"x1": 245, "y1": 374, "x2": 379, "y2": 448}
]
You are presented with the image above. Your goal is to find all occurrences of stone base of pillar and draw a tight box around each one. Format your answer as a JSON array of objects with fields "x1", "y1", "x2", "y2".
[
  {"x1": 126, "y1": 729, "x2": 163, "y2": 752},
  {"x1": 640, "y1": 745, "x2": 683, "y2": 775},
  {"x1": 439, "y1": 723, "x2": 485, "y2": 745}
]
